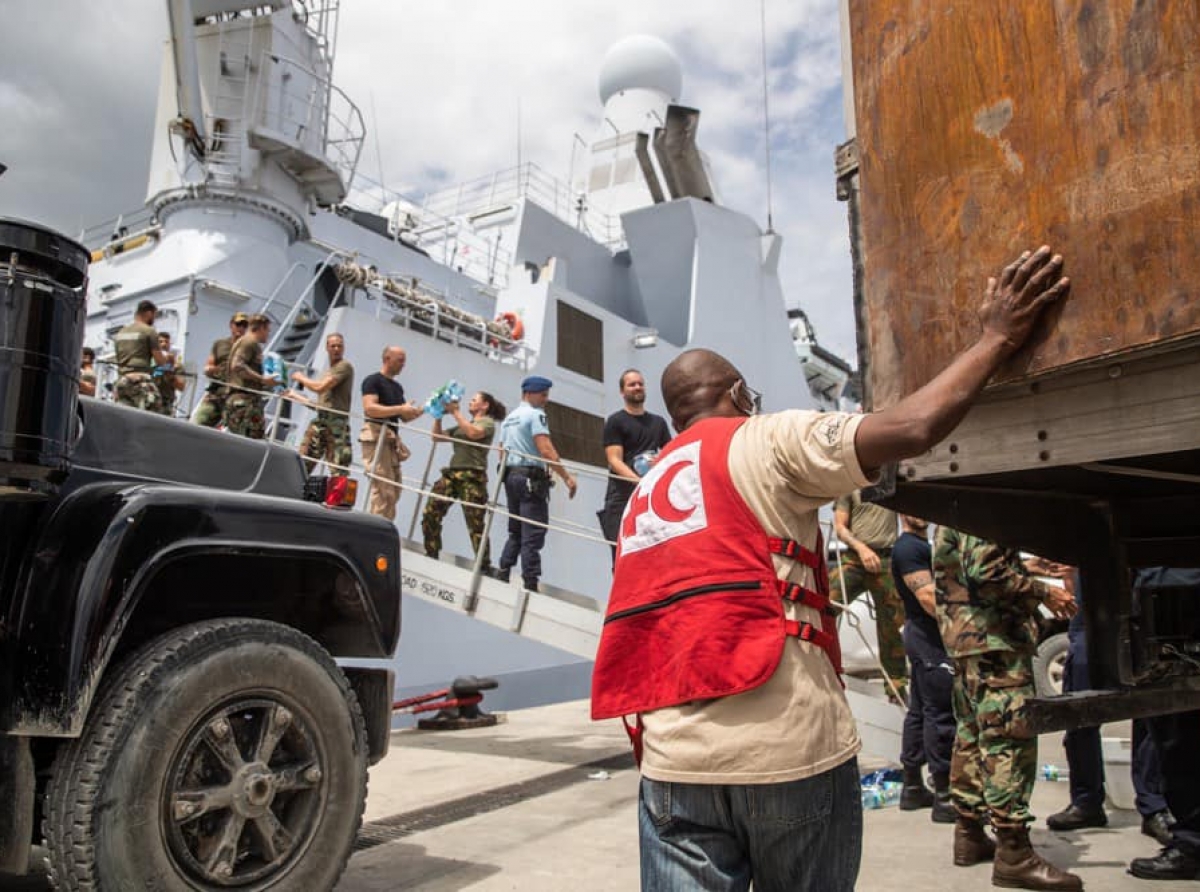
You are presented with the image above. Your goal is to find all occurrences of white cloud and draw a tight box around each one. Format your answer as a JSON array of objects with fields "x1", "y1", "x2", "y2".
[{"x1": 0, "y1": 0, "x2": 858, "y2": 361}]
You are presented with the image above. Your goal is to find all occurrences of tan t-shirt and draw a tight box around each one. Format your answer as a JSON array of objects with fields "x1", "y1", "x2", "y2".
[
  {"x1": 318, "y1": 360, "x2": 355, "y2": 413},
  {"x1": 639, "y1": 410, "x2": 874, "y2": 785},
  {"x1": 834, "y1": 491, "x2": 898, "y2": 550}
]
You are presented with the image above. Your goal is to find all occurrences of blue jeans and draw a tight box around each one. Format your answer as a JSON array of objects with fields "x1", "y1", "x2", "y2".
[{"x1": 638, "y1": 758, "x2": 862, "y2": 891}]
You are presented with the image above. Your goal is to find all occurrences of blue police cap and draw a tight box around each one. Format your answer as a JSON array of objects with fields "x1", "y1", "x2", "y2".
[{"x1": 521, "y1": 375, "x2": 553, "y2": 393}]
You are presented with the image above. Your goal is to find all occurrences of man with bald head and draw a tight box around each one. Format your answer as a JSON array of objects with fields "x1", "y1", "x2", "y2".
[
  {"x1": 591, "y1": 247, "x2": 1070, "y2": 891},
  {"x1": 360, "y1": 346, "x2": 423, "y2": 520}
]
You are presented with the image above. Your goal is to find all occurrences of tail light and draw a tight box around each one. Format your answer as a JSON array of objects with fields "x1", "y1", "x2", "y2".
[
  {"x1": 304, "y1": 474, "x2": 358, "y2": 508},
  {"x1": 324, "y1": 475, "x2": 358, "y2": 508}
]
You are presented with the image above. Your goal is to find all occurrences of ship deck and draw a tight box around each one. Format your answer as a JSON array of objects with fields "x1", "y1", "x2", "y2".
[{"x1": 10, "y1": 700, "x2": 1182, "y2": 890}]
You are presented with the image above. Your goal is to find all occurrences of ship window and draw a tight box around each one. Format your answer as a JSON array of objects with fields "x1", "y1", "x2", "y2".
[
  {"x1": 543, "y1": 403, "x2": 606, "y2": 468},
  {"x1": 557, "y1": 301, "x2": 603, "y2": 382}
]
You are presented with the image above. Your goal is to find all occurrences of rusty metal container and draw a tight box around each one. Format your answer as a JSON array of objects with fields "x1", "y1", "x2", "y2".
[{"x1": 843, "y1": 0, "x2": 1200, "y2": 411}]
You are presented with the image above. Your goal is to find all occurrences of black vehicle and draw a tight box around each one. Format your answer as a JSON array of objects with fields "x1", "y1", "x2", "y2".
[{"x1": 0, "y1": 219, "x2": 400, "y2": 890}]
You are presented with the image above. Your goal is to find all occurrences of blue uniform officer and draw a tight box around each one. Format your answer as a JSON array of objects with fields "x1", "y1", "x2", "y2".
[{"x1": 497, "y1": 376, "x2": 577, "y2": 591}]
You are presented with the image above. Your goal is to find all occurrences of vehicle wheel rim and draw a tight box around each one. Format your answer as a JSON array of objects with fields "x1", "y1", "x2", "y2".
[{"x1": 164, "y1": 697, "x2": 326, "y2": 887}]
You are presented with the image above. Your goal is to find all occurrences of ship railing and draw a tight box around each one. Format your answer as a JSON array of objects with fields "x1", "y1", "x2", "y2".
[
  {"x1": 246, "y1": 51, "x2": 366, "y2": 191},
  {"x1": 333, "y1": 262, "x2": 534, "y2": 370},
  {"x1": 342, "y1": 171, "x2": 516, "y2": 290},
  {"x1": 79, "y1": 207, "x2": 159, "y2": 250},
  {"x1": 413, "y1": 163, "x2": 625, "y2": 247}
]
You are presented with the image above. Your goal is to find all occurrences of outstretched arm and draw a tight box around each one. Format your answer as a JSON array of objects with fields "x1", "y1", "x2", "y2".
[{"x1": 854, "y1": 247, "x2": 1069, "y2": 475}]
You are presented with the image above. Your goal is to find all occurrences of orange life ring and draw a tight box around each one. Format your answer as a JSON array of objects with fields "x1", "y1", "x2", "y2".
[{"x1": 496, "y1": 311, "x2": 524, "y2": 343}]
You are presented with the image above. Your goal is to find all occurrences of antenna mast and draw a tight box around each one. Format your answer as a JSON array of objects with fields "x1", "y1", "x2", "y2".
[{"x1": 759, "y1": 0, "x2": 776, "y2": 234}]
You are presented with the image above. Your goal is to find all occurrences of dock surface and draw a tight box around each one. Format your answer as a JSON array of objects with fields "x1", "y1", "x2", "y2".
[{"x1": 6, "y1": 700, "x2": 1186, "y2": 890}]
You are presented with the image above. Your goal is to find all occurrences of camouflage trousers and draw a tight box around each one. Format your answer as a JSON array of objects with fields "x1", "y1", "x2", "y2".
[
  {"x1": 422, "y1": 468, "x2": 491, "y2": 566},
  {"x1": 300, "y1": 412, "x2": 352, "y2": 473},
  {"x1": 830, "y1": 551, "x2": 908, "y2": 699},
  {"x1": 194, "y1": 390, "x2": 226, "y2": 427},
  {"x1": 114, "y1": 373, "x2": 161, "y2": 414},
  {"x1": 950, "y1": 649, "x2": 1037, "y2": 828},
  {"x1": 223, "y1": 394, "x2": 266, "y2": 440},
  {"x1": 157, "y1": 381, "x2": 177, "y2": 418}
]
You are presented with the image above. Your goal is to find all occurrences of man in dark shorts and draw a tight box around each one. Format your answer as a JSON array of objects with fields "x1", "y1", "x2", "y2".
[
  {"x1": 597, "y1": 369, "x2": 671, "y2": 565},
  {"x1": 892, "y1": 515, "x2": 956, "y2": 822}
]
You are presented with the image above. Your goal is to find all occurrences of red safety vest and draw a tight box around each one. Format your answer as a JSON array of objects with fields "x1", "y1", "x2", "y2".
[{"x1": 591, "y1": 416, "x2": 842, "y2": 729}]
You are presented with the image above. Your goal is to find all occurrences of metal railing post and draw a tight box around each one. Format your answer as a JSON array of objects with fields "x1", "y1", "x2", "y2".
[
  {"x1": 406, "y1": 438, "x2": 439, "y2": 542},
  {"x1": 466, "y1": 468, "x2": 507, "y2": 613}
]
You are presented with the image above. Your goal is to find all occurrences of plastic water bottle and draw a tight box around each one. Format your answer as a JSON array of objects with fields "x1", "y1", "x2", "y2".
[
  {"x1": 861, "y1": 785, "x2": 884, "y2": 809},
  {"x1": 632, "y1": 450, "x2": 658, "y2": 477},
  {"x1": 1041, "y1": 764, "x2": 1068, "y2": 782},
  {"x1": 262, "y1": 352, "x2": 286, "y2": 393}
]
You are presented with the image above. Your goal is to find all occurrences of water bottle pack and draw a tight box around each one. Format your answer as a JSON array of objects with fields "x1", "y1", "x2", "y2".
[
  {"x1": 262, "y1": 352, "x2": 287, "y2": 393},
  {"x1": 860, "y1": 768, "x2": 904, "y2": 809},
  {"x1": 425, "y1": 380, "x2": 465, "y2": 420}
]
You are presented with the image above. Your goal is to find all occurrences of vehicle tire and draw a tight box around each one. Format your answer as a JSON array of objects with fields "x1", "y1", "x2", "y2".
[
  {"x1": 43, "y1": 618, "x2": 368, "y2": 891},
  {"x1": 1034, "y1": 631, "x2": 1070, "y2": 698}
]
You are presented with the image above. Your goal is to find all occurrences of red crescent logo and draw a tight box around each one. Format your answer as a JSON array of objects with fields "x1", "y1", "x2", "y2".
[{"x1": 650, "y1": 461, "x2": 696, "y2": 523}]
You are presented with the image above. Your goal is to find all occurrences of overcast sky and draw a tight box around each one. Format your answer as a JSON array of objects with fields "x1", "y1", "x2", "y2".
[{"x1": 0, "y1": 0, "x2": 857, "y2": 362}]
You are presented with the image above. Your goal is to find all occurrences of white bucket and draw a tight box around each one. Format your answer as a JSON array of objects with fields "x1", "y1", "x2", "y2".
[{"x1": 1102, "y1": 737, "x2": 1136, "y2": 811}]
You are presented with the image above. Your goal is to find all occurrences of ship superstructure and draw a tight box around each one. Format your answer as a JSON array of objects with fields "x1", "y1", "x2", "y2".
[{"x1": 82, "y1": 0, "x2": 853, "y2": 702}]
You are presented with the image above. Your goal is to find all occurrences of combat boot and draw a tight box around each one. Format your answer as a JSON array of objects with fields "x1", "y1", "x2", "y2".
[
  {"x1": 954, "y1": 815, "x2": 997, "y2": 866},
  {"x1": 899, "y1": 765, "x2": 935, "y2": 810},
  {"x1": 992, "y1": 825, "x2": 1083, "y2": 890},
  {"x1": 931, "y1": 772, "x2": 957, "y2": 824}
]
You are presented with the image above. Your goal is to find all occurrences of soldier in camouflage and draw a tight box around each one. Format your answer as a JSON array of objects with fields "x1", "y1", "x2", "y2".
[
  {"x1": 422, "y1": 391, "x2": 505, "y2": 572},
  {"x1": 291, "y1": 333, "x2": 355, "y2": 474},
  {"x1": 195, "y1": 313, "x2": 248, "y2": 427},
  {"x1": 223, "y1": 314, "x2": 279, "y2": 440},
  {"x1": 155, "y1": 332, "x2": 185, "y2": 417},
  {"x1": 934, "y1": 526, "x2": 1081, "y2": 891},
  {"x1": 112, "y1": 300, "x2": 171, "y2": 414},
  {"x1": 831, "y1": 490, "x2": 906, "y2": 701}
]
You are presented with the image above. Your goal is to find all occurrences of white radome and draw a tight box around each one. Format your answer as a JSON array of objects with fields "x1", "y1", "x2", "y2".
[{"x1": 597, "y1": 35, "x2": 684, "y2": 105}]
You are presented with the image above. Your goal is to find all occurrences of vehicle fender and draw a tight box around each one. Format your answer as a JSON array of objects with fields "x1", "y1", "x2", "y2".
[{"x1": 5, "y1": 481, "x2": 401, "y2": 737}]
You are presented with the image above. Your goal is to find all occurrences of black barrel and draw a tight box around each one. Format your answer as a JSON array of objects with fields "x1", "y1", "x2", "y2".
[{"x1": 0, "y1": 218, "x2": 90, "y2": 495}]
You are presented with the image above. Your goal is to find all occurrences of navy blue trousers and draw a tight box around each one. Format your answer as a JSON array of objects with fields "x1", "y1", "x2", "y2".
[
  {"x1": 500, "y1": 468, "x2": 549, "y2": 586},
  {"x1": 1063, "y1": 630, "x2": 1167, "y2": 816}
]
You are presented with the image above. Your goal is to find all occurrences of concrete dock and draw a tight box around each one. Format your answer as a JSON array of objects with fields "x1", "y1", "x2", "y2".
[
  {"x1": 338, "y1": 700, "x2": 1183, "y2": 890},
  {"x1": 7, "y1": 700, "x2": 1187, "y2": 890}
]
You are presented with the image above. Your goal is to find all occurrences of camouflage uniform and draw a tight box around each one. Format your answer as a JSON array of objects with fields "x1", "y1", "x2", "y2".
[
  {"x1": 300, "y1": 413, "x2": 352, "y2": 472},
  {"x1": 196, "y1": 335, "x2": 235, "y2": 427},
  {"x1": 831, "y1": 550, "x2": 908, "y2": 701},
  {"x1": 223, "y1": 394, "x2": 265, "y2": 439},
  {"x1": 113, "y1": 319, "x2": 161, "y2": 414},
  {"x1": 114, "y1": 372, "x2": 161, "y2": 413},
  {"x1": 934, "y1": 526, "x2": 1050, "y2": 829},
  {"x1": 222, "y1": 333, "x2": 267, "y2": 440},
  {"x1": 156, "y1": 355, "x2": 183, "y2": 418},
  {"x1": 299, "y1": 358, "x2": 354, "y2": 474},
  {"x1": 421, "y1": 468, "x2": 491, "y2": 565}
]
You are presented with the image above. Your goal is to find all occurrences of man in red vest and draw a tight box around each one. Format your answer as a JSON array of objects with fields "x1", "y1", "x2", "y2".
[{"x1": 591, "y1": 246, "x2": 1070, "y2": 891}]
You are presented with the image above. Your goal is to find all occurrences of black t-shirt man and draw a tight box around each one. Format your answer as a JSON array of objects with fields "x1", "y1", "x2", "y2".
[
  {"x1": 601, "y1": 409, "x2": 672, "y2": 510},
  {"x1": 891, "y1": 530, "x2": 946, "y2": 663},
  {"x1": 361, "y1": 372, "x2": 406, "y2": 432}
]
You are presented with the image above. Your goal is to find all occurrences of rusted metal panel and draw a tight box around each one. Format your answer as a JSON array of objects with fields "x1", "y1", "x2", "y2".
[{"x1": 848, "y1": 0, "x2": 1200, "y2": 409}]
